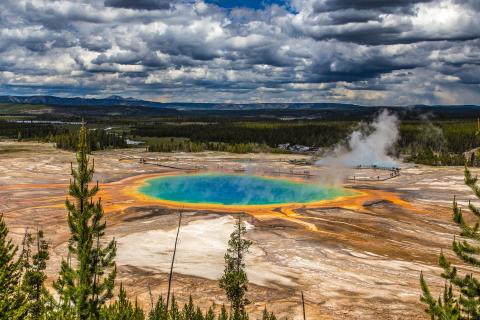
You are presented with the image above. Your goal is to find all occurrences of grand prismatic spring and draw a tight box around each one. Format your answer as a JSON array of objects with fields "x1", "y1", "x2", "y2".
[
  {"x1": 137, "y1": 173, "x2": 356, "y2": 206},
  {"x1": 0, "y1": 144, "x2": 468, "y2": 319}
]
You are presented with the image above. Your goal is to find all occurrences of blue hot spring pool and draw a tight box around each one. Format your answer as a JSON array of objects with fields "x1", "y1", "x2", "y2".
[{"x1": 138, "y1": 173, "x2": 355, "y2": 206}]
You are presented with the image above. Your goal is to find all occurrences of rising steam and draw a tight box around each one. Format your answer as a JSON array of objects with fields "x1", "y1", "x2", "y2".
[{"x1": 317, "y1": 109, "x2": 400, "y2": 168}]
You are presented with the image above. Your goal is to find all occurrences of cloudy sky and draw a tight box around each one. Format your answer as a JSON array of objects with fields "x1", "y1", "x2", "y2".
[{"x1": 1, "y1": 0, "x2": 479, "y2": 105}]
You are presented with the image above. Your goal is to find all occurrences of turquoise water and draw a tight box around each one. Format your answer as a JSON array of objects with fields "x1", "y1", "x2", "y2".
[{"x1": 139, "y1": 173, "x2": 354, "y2": 205}]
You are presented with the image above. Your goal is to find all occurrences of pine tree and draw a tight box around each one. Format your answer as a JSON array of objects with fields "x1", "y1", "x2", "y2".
[
  {"x1": 0, "y1": 214, "x2": 27, "y2": 320},
  {"x1": 261, "y1": 307, "x2": 277, "y2": 320},
  {"x1": 182, "y1": 297, "x2": 195, "y2": 320},
  {"x1": 148, "y1": 296, "x2": 167, "y2": 320},
  {"x1": 168, "y1": 296, "x2": 180, "y2": 320},
  {"x1": 217, "y1": 306, "x2": 228, "y2": 320},
  {"x1": 54, "y1": 123, "x2": 117, "y2": 320},
  {"x1": 421, "y1": 166, "x2": 480, "y2": 319},
  {"x1": 219, "y1": 217, "x2": 252, "y2": 319},
  {"x1": 100, "y1": 283, "x2": 144, "y2": 320},
  {"x1": 194, "y1": 306, "x2": 204, "y2": 320},
  {"x1": 204, "y1": 306, "x2": 215, "y2": 320},
  {"x1": 21, "y1": 229, "x2": 54, "y2": 319},
  {"x1": 420, "y1": 272, "x2": 460, "y2": 319}
]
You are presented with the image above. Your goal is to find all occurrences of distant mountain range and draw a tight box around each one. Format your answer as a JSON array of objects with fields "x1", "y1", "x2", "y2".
[
  {"x1": 0, "y1": 95, "x2": 378, "y2": 110},
  {"x1": 0, "y1": 95, "x2": 480, "y2": 113},
  {"x1": 0, "y1": 95, "x2": 166, "y2": 109}
]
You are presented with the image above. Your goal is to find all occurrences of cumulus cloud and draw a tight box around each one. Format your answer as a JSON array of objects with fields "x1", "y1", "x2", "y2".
[{"x1": 0, "y1": 0, "x2": 479, "y2": 104}]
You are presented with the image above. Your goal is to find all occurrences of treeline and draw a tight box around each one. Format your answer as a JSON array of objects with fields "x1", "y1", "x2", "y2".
[
  {"x1": 132, "y1": 122, "x2": 353, "y2": 148},
  {"x1": 135, "y1": 120, "x2": 480, "y2": 165},
  {"x1": 3, "y1": 118, "x2": 480, "y2": 165},
  {"x1": 405, "y1": 149, "x2": 466, "y2": 166},
  {"x1": 0, "y1": 121, "x2": 127, "y2": 151},
  {"x1": 0, "y1": 125, "x2": 281, "y2": 320},
  {"x1": 398, "y1": 121, "x2": 479, "y2": 166},
  {"x1": 0, "y1": 121, "x2": 67, "y2": 140},
  {"x1": 53, "y1": 128, "x2": 127, "y2": 151},
  {"x1": 398, "y1": 121, "x2": 479, "y2": 154},
  {"x1": 147, "y1": 139, "x2": 272, "y2": 154}
]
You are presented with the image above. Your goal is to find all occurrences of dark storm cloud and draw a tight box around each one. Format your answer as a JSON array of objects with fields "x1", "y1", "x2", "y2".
[
  {"x1": 80, "y1": 37, "x2": 112, "y2": 52},
  {"x1": 309, "y1": 26, "x2": 480, "y2": 45},
  {"x1": 224, "y1": 42, "x2": 295, "y2": 67},
  {"x1": 93, "y1": 52, "x2": 141, "y2": 65},
  {"x1": 0, "y1": 0, "x2": 479, "y2": 104},
  {"x1": 313, "y1": 0, "x2": 433, "y2": 13},
  {"x1": 326, "y1": 10, "x2": 381, "y2": 25},
  {"x1": 149, "y1": 37, "x2": 221, "y2": 61},
  {"x1": 104, "y1": 0, "x2": 173, "y2": 10},
  {"x1": 309, "y1": 25, "x2": 407, "y2": 45},
  {"x1": 307, "y1": 51, "x2": 420, "y2": 83},
  {"x1": 456, "y1": 67, "x2": 480, "y2": 84}
]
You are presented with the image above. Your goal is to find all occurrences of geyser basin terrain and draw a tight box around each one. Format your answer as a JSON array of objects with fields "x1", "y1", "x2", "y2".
[{"x1": 138, "y1": 173, "x2": 355, "y2": 205}]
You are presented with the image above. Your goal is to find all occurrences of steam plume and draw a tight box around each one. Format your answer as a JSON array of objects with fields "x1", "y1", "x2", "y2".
[{"x1": 317, "y1": 109, "x2": 400, "y2": 168}]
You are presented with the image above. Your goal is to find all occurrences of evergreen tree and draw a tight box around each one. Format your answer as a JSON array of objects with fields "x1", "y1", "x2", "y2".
[
  {"x1": 168, "y1": 296, "x2": 180, "y2": 320},
  {"x1": 100, "y1": 283, "x2": 144, "y2": 320},
  {"x1": 420, "y1": 272, "x2": 460, "y2": 319},
  {"x1": 261, "y1": 307, "x2": 277, "y2": 320},
  {"x1": 204, "y1": 306, "x2": 215, "y2": 320},
  {"x1": 54, "y1": 123, "x2": 117, "y2": 320},
  {"x1": 219, "y1": 217, "x2": 252, "y2": 319},
  {"x1": 148, "y1": 296, "x2": 167, "y2": 320},
  {"x1": 421, "y1": 166, "x2": 480, "y2": 319},
  {"x1": 0, "y1": 214, "x2": 27, "y2": 320},
  {"x1": 193, "y1": 306, "x2": 204, "y2": 320},
  {"x1": 21, "y1": 230, "x2": 54, "y2": 319},
  {"x1": 217, "y1": 306, "x2": 228, "y2": 320},
  {"x1": 182, "y1": 297, "x2": 195, "y2": 320}
]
